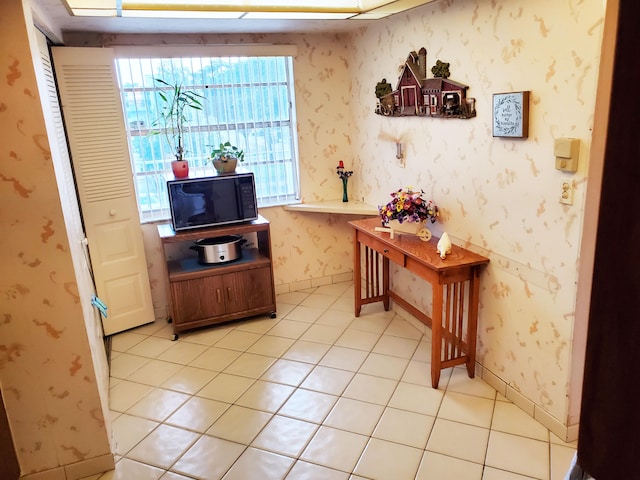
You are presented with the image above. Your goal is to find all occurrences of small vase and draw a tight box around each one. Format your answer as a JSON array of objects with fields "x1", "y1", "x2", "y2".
[
  {"x1": 171, "y1": 160, "x2": 189, "y2": 178},
  {"x1": 341, "y1": 177, "x2": 349, "y2": 202}
]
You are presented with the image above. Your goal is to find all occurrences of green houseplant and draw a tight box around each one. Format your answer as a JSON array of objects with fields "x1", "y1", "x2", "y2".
[
  {"x1": 210, "y1": 141, "x2": 245, "y2": 174},
  {"x1": 152, "y1": 78, "x2": 204, "y2": 177}
]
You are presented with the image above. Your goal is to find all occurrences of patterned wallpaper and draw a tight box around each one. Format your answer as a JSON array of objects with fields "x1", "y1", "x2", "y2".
[
  {"x1": 70, "y1": 0, "x2": 605, "y2": 436},
  {"x1": 0, "y1": 0, "x2": 112, "y2": 477}
]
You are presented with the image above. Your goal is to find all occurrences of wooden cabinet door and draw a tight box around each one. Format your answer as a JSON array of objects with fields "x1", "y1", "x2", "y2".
[
  {"x1": 223, "y1": 267, "x2": 274, "y2": 314},
  {"x1": 170, "y1": 275, "x2": 226, "y2": 324}
]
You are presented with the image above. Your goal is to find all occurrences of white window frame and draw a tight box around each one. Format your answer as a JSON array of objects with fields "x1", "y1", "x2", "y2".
[{"x1": 113, "y1": 45, "x2": 300, "y2": 222}]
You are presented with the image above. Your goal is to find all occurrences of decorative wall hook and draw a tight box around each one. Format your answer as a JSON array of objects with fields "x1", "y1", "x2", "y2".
[{"x1": 396, "y1": 142, "x2": 404, "y2": 160}]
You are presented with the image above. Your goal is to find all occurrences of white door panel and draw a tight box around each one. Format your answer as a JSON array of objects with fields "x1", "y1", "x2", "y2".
[{"x1": 52, "y1": 46, "x2": 154, "y2": 335}]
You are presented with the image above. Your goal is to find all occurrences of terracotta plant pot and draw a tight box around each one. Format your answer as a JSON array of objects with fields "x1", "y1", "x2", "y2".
[{"x1": 171, "y1": 160, "x2": 189, "y2": 178}]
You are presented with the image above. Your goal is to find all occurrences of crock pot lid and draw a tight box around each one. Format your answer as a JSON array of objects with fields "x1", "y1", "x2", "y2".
[{"x1": 196, "y1": 235, "x2": 242, "y2": 245}]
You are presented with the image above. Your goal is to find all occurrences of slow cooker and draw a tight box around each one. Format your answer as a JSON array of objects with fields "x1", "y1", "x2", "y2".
[{"x1": 190, "y1": 235, "x2": 245, "y2": 264}]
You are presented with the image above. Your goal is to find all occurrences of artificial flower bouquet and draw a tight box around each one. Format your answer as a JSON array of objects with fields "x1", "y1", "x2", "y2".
[{"x1": 379, "y1": 187, "x2": 439, "y2": 226}]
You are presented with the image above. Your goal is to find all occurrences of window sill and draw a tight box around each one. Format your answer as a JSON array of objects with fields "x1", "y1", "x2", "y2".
[{"x1": 284, "y1": 200, "x2": 379, "y2": 216}]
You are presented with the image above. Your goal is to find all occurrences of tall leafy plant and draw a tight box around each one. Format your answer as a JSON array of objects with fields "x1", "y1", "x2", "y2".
[{"x1": 152, "y1": 78, "x2": 204, "y2": 161}]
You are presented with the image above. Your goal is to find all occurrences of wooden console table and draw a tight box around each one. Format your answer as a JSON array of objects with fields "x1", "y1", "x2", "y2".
[{"x1": 349, "y1": 218, "x2": 489, "y2": 388}]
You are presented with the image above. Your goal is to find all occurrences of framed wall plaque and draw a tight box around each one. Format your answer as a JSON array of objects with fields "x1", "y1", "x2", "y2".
[{"x1": 492, "y1": 91, "x2": 530, "y2": 138}]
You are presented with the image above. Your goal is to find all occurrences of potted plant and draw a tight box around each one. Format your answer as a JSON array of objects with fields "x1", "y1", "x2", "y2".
[
  {"x1": 152, "y1": 78, "x2": 204, "y2": 178},
  {"x1": 378, "y1": 187, "x2": 439, "y2": 235},
  {"x1": 210, "y1": 141, "x2": 245, "y2": 174}
]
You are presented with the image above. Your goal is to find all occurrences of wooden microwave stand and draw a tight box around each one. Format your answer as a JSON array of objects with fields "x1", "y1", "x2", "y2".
[
  {"x1": 349, "y1": 218, "x2": 489, "y2": 388},
  {"x1": 158, "y1": 215, "x2": 276, "y2": 340}
]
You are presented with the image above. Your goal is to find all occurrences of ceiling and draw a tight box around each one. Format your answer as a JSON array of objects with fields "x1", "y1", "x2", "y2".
[{"x1": 32, "y1": 0, "x2": 438, "y2": 36}]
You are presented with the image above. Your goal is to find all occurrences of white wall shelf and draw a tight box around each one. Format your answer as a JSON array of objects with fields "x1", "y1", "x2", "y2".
[{"x1": 284, "y1": 200, "x2": 378, "y2": 216}]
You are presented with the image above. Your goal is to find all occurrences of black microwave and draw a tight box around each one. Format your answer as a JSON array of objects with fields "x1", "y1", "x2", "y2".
[{"x1": 167, "y1": 172, "x2": 258, "y2": 232}]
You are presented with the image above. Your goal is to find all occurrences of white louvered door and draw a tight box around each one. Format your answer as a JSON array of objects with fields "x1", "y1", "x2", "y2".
[{"x1": 51, "y1": 47, "x2": 154, "y2": 335}]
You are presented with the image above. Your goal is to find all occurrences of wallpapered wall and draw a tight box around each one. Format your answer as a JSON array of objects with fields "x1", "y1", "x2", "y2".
[
  {"x1": 0, "y1": 0, "x2": 113, "y2": 477},
  {"x1": 68, "y1": 0, "x2": 605, "y2": 437}
]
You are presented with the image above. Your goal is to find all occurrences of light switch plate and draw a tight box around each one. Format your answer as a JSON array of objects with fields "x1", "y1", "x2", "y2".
[{"x1": 554, "y1": 138, "x2": 580, "y2": 172}]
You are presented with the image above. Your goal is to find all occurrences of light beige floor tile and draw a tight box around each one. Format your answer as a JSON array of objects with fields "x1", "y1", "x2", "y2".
[
  {"x1": 155, "y1": 341, "x2": 208, "y2": 364},
  {"x1": 550, "y1": 443, "x2": 577, "y2": 480},
  {"x1": 247, "y1": 335, "x2": 296, "y2": 357},
  {"x1": 213, "y1": 329, "x2": 262, "y2": 351},
  {"x1": 358, "y1": 352, "x2": 409, "y2": 380},
  {"x1": 283, "y1": 340, "x2": 331, "y2": 363},
  {"x1": 285, "y1": 460, "x2": 349, "y2": 480},
  {"x1": 285, "y1": 305, "x2": 326, "y2": 323},
  {"x1": 334, "y1": 328, "x2": 382, "y2": 351},
  {"x1": 491, "y1": 401, "x2": 549, "y2": 442},
  {"x1": 207, "y1": 405, "x2": 272, "y2": 444},
  {"x1": 132, "y1": 320, "x2": 170, "y2": 336},
  {"x1": 372, "y1": 407, "x2": 434, "y2": 449},
  {"x1": 276, "y1": 291, "x2": 311, "y2": 305},
  {"x1": 279, "y1": 389, "x2": 339, "y2": 424},
  {"x1": 388, "y1": 381, "x2": 444, "y2": 416},
  {"x1": 188, "y1": 347, "x2": 241, "y2": 371},
  {"x1": 180, "y1": 325, "x2": 233, "y2": 346},
  {"x1": 267, "y1": 319, "x2": 312, "y2": 339},
  {"x1": 330, "y1": 296, "x2": 357, "y2": 313},
  {"x1": 126, "y1": 387, "x2": 190, "y2": 422},
  {"x1": 252, "y1": 415, "x2": 319, "y2": 457},
  {"x1": 437, "y1": 390, "x2": 495, "y2": 428},
  {"x1": 125, "y1": 359, "x2": 183, "y2": 386},
  {"x1": 300, "y1": 293, "x2": 337, "y2": 309},
  {"x1": 234, "y1": 316, "x2": 280, "y2": 334},
  {"x1": 111, "y1": 332, "x2": 147, "y2": 353},
  {"x1": 342, "y1": 373, "x2": 398, "y2": 405},
  {"x1": 196, "y1": 372, "x2": 254, "y2": 403},
  {"x1": 110, "y1": 414, "x2": 159, "y2": 456},
  {"x1": 159, "y1": 471, "x2": 198, "y2": 480},
  {"x1": 482, "y1": 467, "x2": 538, "y2": 480},
  {"x1": 318, "y1": 346, "x2": 368, "y2": 372},
  {"x1": 301, "y1": 426, "x2": 368, "y2": 472},
  {"x1": 485, "y1": 431, "x2": 549, "y2": 480},
  {"x1": 372, "y1": 334, "x2": 419, "y2": 358},
  {"x1": 223, "y1": 352, "x2": 276, "y2": 378},
  {"x1": 223, "y1": 447, "x2": 294, "y2": 480},
  {"x1": 550, "y1": 432, "x2": 577, "y2": 448},
  {"x1": 160, "y1": 365, "x2": 218, "y2": 395},
  {"x1": 426, "y1": 418, "x2": 490, "y2": 465},
  {"x1": 354, "y1": 437, "x2": 423, "y2": 479},
  {"x1": 349, "y1": 316, "x2": 392, "y2": 334},
  {"x1": 274, "y1": 302, "x2": 295, "y2": 317},
  {"x1": 109, "y1": 353, "x2": 150, "y2": 380},
  {"x1": 300, "y1": 324, "x2": 346, "y2": 345},
  {"x1": 165, "y1": 396, "x2": 230, "y2": 433},
  {"x1": 300, "y1": 365, "x2": 355, "y2": 396},
  {"x1": 323, "y1": 397, "x2": 384, "y2": 436},
  {"x1": 127, "y1": 424, "x2": 199, "y2": 469},
  {"x1": 102, "y1": 457, "x2": 165, "y2": 480},
  {"x1": 127, "y1": 336, "x2": 175, "y2": 358},
  {"x1": 314, "y1": 282, "x2": 353, "y2": 297},
  {"x1": 415, "y1": 451, "x2": 483, "y2": 480},
  {"x1": 172, "y1": 435, "x2": 245, "y2": 480},
  {"x1": 109, "y1": 380, "x2": 154, "y2": 413},
  {"x1": 411, "y1": 339, "x2": 432, "y2": 363},
  {"x1": 315, "y1": 309, "x2": 355, "y2": 328},
  {"x1": 401, "y1": 360, "x2": 431, "y2": 386},
  {"x1": 261, "y1": 358, "x2": 315, "y2": 386},
  {"x1": 447, "y1": 367, "x2": 498, "y2": 399},
  {"x1": 384, "y1": 317, "x2": 423, "y2": 340},
  {"x1": 235, "y1": 380, "x2": 295, "y2": 413}
]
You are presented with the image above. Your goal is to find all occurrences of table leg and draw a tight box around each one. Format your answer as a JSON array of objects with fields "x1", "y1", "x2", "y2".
[
  {"x1": 354, "y1": 238, "x2": 362, "y2": 317},
  {"x1": 466, "y1": 268, "x2": 481, "y2": 378},
  {"x1": 431, "y1": 284, "x2": 444, "y2": 388}
]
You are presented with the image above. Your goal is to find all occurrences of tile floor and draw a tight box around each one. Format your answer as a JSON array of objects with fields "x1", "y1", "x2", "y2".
[{"x1": 85, "y1": 281, "x2": 576, "y2": 480}]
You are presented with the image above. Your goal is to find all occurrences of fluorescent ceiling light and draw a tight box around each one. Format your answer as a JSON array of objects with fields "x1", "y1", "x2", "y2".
[{"x1": 63, "y1": 0, "x2": 436, "y2": 20}]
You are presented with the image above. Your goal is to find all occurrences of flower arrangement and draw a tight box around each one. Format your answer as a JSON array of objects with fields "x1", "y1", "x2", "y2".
[{"x1": 379, "y1": 187, "x2": 439, "y2": 226}]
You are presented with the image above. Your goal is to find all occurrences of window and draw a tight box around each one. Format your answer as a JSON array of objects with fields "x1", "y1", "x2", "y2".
[{"x1": 115, "y1": 47, "x2": 300, "y2": 222}]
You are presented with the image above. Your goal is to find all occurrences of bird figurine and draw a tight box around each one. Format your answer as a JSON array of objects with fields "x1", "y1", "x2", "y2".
[{"x1": 437, "y1": 232, "x2": 452, "y2": 260}]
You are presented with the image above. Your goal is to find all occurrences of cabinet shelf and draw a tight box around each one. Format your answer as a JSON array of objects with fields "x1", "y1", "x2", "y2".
[{"x1": 167, "y1": 249, "x2": 271, "y2": 281}]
